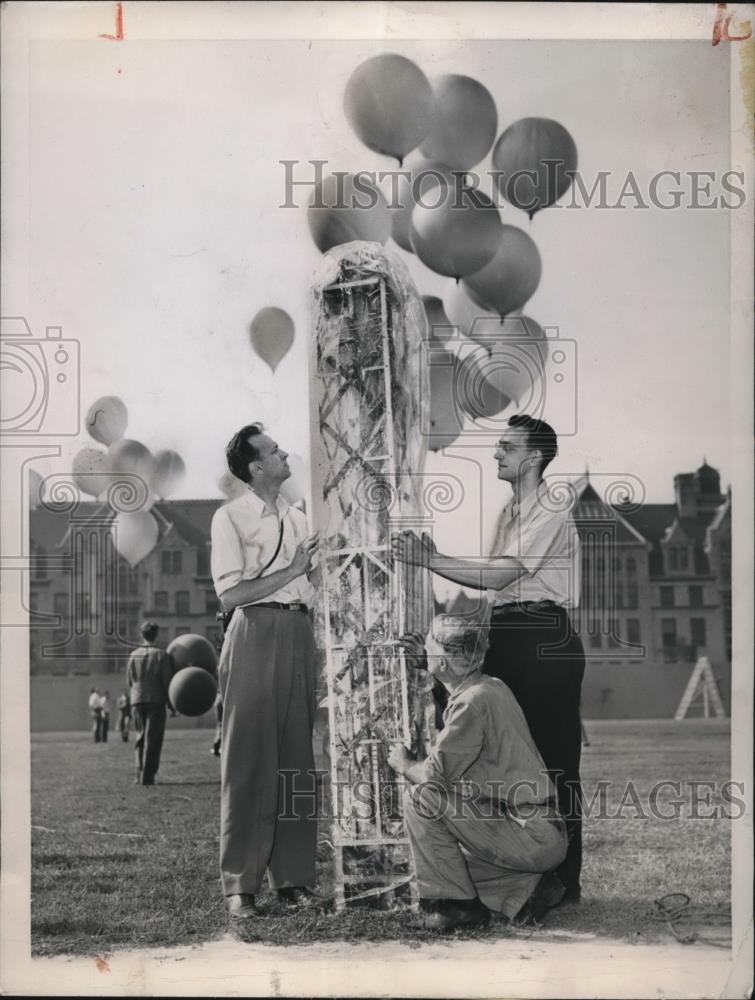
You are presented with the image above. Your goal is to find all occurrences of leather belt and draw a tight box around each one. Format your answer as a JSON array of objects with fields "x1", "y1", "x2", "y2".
[
  {"x1": 491, "y1": 601, "x2": 561, "y2": 617},
  {"x1": 248, "y1": 601, "x2": 309, "y2": 613}
]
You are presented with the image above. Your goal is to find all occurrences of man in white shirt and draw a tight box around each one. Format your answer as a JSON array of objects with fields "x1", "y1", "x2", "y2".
[
  {"x1": 211, "y1": 423, "x2": 320, "y2": 921},
  {"x1": 88, "y1": 687, "x2": 103, "y2": 743},
  {"x1": 393, "y1": 414, "x2": 585, "y2": 902}
]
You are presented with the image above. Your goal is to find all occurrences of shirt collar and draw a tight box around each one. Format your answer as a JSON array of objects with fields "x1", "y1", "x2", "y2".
[
  {"x1": 445, "y1": 670, "x2": 483, "y2": 705},
  {"x1": 508, "y1": 481, "x2": 547, "y2": 521},
  {"x1": 244, "y1": 488, "x2": 289, "y2": 516}
]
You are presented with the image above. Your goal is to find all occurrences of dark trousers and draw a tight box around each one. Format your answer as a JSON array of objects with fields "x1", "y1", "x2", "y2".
[
  {"x1": 133, "y1": 702, "x2": 167, "y2": 785},
  {"x1": 483, "y1": 605, "x2": 585, "y2": 897},
  {"x1": 91, "y1": 709, "x2": 103, "y2": 742}
]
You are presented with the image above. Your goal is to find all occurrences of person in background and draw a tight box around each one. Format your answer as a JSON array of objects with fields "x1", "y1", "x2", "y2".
[
  {"x1": 88, "y1": 687, "x2": 103, "y2": 743},
  {"x1": 126, "y1": 621, "x2": 175, "y2": 786},
  {"x1": 117, "y1": 689, "x2": 131, "y2": 742},
  {"x1": 388, "y1": 616, "x2": 567, "y2": 932},
  {"x1": 99, "y1": 690, "x2": 111, "y2": 743}
]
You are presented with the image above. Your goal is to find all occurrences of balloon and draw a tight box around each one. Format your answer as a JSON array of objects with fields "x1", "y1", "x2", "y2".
[
  {"x1": 169, "y1": 666, "x2": 217, "y2": 717},
  {"x1": 428, "y1": 350, "x2": 465, "y2": 451},
  {"x1": 218, "y1": 471, "x2": 248, "y2": 501},
  {"x1": 168, "y1": 633, "x2": 218, "y2": 674},
  {"x1": 111, "y1": 510, "x2": 159, "y2": 566},
  {"x1": 455, "y1": 352, "x2": 512, "y2": 420},
  {"x1": 343, "y1": 54, "x2": 436, "y2": 164},
  {"x1": 249, "y1": 307, "x2": 294, "y2": 373},
  {"x1": 462, "y1": 225, "x2": 542, "y2": 318},
  {"x1": 85, "y1": 396, "x2": 128, "y2": 446},
  {"x1": 443, "y1": 282, "x2": 501, "y2": 341},
  {"x1": 421, "y1": 295, "x2": 454, "y2": 343},
  {"x1": 481, "y1": 326, "x2": 549, "y2": 408},
  {"x1": 308, "y1": 174, "x2": 391, "y2": 254},
  {"x1": 279, "y1": 453, "x2": 307, "y2": 505},
  {"x1": 410, "y1": 188, "x2": 501, "y2": 279},
  {"x1": 420, "y1": 75, "x2": 498, "y2": 170},
  {"x1": 390, "y1": 159, "x2": 454, "y2": 253},
  {"x1": 72, "y1": 445, "x2": 111, "y2": 497},
  {"x1": 491, "y1": 117, "x2": 578, "y2": 217},
  {"x1": 107, "y1": 439, "x2": 156, "y2": 509},
  {"x1": 28, "y1": 469, "x2": 43, "y2": 509},
  {"x1": 152, "y1": 450, "x2": 186, "y2": 499}
]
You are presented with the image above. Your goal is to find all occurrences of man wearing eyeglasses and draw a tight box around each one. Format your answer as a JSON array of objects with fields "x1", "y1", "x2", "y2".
[{"x1": 393, "y1": 414, "x2": 585, "y2": 904}]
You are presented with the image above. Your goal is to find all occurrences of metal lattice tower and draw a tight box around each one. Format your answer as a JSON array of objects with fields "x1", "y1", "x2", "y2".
[{"x1": 309, "y1": 245, "x2": 434, "y2": 911}]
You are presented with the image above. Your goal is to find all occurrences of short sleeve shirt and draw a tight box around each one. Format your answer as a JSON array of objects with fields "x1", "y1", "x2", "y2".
[
  {"x1": 210, "y1": 489, "x2": 315, "y2": 605},
  {"x1": 487, "y1": 483, "x2": 581, "y2": 609}
]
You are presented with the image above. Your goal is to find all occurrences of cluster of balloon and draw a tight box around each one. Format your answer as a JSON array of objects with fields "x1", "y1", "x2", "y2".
[
  {"x1": 492, "y1": 117, "x2": 578, "y2": 219},
  {"x1": 167, "y1": 634, "x2": 218, "y2": 717},
  {"x1": 249, "y1": 307, "x2": 295, "y2": 373},
  {"x1": 73, "y1": 395, "x2": 187, "y2": 567},
  {"x1": 462, "y1": 225, "x2": 542, "y2": 320}
]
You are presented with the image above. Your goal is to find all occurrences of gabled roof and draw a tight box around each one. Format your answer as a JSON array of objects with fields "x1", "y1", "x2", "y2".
[
  {"x1": 573, "y1": 480, "x2": 649, "y2": 545},
  {"x1": 154, "y1": 500, "x2": 221, "y2": 548}
]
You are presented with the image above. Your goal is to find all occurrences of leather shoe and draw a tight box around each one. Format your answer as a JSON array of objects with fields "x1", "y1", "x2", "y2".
[
  {"x1": 227, "y1": 893, "x2": 259, "y2": 920},
  {"x1": 418, "y1": 897, "x2": 490, "y2": 932},
  {"x1": 277, "y1": 886, "x2": 325, "y2": 908},
  {"x1": 514, "y1": 872, "x2": 565, "y2": 926}
]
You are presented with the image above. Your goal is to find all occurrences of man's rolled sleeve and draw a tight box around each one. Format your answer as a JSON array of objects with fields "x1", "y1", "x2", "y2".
[
  {"x1": 211, "y1": 508, "x2": 244, "y2": 597},
  {"x1": 422, "y1": 700, "x2": 484, "y2": 785}
]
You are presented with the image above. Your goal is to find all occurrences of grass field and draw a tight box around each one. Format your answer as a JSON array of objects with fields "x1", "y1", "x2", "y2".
[{"x1": 30, "y1": 719, "x2": 732, "y2": 956}]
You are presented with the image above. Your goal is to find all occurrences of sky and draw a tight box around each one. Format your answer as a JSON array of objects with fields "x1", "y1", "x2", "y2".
[{"x1": 19, "y1": 35, "x2": 734, "y2": 566}]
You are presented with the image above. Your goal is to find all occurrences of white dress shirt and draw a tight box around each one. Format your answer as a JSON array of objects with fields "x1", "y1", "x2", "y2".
[
  {"x1": 211, "y1": 489, "x2": 315, "y2": 606},
  {"x1": 487, "y1": 483, "x2": 581, "y2": 609}
]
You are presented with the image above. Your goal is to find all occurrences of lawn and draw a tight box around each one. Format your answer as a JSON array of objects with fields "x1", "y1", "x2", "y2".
[{"x1": 30, "y1": 719, "x2": 732, "y2": 956}]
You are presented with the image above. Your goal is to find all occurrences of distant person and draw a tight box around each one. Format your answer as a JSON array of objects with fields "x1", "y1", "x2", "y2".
[
  {"x1": 88, "y1": 687, "x2": 103, "y2": 743},
  {"x1": 126, "y1": 621, "x2": 175, "y2": 786},
  {"x1": 99, "y1": 690, "x2": 111, "y2": 743},
  {"x1": 117, "y1": 690, "x2": 131, "y2": 742}
]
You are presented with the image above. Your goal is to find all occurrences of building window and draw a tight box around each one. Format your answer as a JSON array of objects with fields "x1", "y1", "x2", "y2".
[
  {"x1": 154, "y1": 591, "x2": 168, "y2": 613},
  {"x1": 614, "y1": 583, "x2": 624, "y2": 609},
  {"x1": 660, "y1": 586, "x2": 674, "y2": 608},
  {"x1": 608, "y1": 619, "x2": 620, "y2": 648},
  {"x1": 162, "y1": 551, "x2": 183, "y2": 575},
  {"x1": 53, "y1": 593, "x2": 69, "y2": 617},
  {"x1": 197, "y1": 545, "x2": 210, "y2": 577},
  {"x1": 626, "y1": 557, "x2": 637, "y2": 575},
  {"x1": 661, "y1": 618, "x2": 677, "y2": 661},
  {"x1": 678, "y1": 548, "x2": 689, "y2": 570},
  {"x1": 669, "y1": 548, "x2": 677, "y2": 570},
  {"x1": 626, "y1": 618, "x2": 641, "y2": 644},
  {"x1": 690, "y1": 618, "x2": 706, "y2": 649},
  {"x1": 33, "y1": 550, "x2": 49, "y2": 580},
  {"x1": 206, "y1": 590, "x2": 218, "y2": 614},
  {"x1": 626, "y1": 584, "x2": 639, "y2": 609},
  {"x1": 689, "y1": 585, "x2": 703, "y2": 608},
  {"x1": 175, "y1": 591, "x2": 190, "y2": 615}
]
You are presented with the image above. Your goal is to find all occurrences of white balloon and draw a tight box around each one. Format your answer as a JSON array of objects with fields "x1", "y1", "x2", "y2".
[
  {"x1": 111, "y1": 511, "x2": 159, "y2": 567},
  {"x1": 443, "y1": 282, "x2": 501, "y2": 341},
  {"x1": 280, "y1": 453, "x2": 307, "y2": 505},
  {"x1": 85, "y1": 396, "x2": 128, "y2": 446},
  {"x1": 72, "y1": 446, "x2": 111, "y2": 498},
  {"x1": 218, "y1": 472, "x2": 248, "y2": 501},
  {"x1": 152, "y1": 450, "x2": 186, "y2": 499}
]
